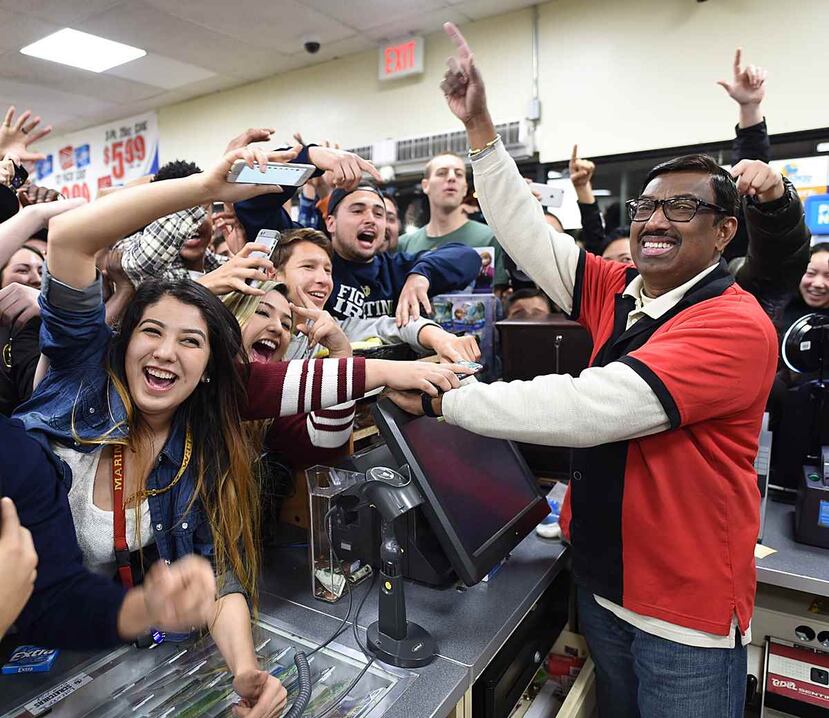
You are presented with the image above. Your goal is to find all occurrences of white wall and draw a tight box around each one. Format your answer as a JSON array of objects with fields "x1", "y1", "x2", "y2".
[
  {"x1": 156, "y1": 9, "x2": 535, "y2": 169},
  {"x1": 536, "y1": 0, "x2": 829, "y2": 162},
  {"x1": 45, "y1": 0, "x2": 827, "y2": 170}
]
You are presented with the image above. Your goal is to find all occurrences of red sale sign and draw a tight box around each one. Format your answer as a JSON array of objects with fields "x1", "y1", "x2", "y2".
[{"x1": 34, "y1": 111, "x2": 158, "y2": 200}]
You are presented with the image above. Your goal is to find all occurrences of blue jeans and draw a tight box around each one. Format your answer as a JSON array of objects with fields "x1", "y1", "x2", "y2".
[{"x1": 576, "y1": 587, "x2": 746, "y2": 718}]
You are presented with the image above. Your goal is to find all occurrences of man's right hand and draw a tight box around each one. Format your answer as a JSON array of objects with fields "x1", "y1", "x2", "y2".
[
  {"x1": 197, "y1": 242, "x2": 274, "y2": 296},
  {"x1": 0, "y1": 282, "x2": 40, "y2": 331},
  {"x1": 138, "y1": 556, "x2": 216, "y2": 633},
  {"x1": 717, "y1": 48, "x2": 766, "y2": 128},
  {"x1": 730, "y1": 159, "x2": 785, "y2": 203},
  {"x1": 224, "y1": 128, "x2": 276, "y2": 154},
  {"x1": 291, "y1": 288, "x2": 352, "y2": 357},
  {"x1": 0, "y1": 497, "x2": 38, "y2": 638},
  {"x1": 569, "y1": 144, "x2": 596, "y2": 204},
  {"x1": 0, "y1": 107, "x2": 52, "y2": 162}
]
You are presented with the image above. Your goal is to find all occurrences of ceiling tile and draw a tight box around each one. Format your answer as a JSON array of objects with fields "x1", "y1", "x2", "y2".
[
  {"x1": 452, "y1": 0, "x2": 540, "y2": 21},
  {"x1": 302, "y1": 0, "x2": 447, "y2": 31},
  {"x1": 106, "y1": 53, "x2": 215, "y2": 90},
  {"x1": 143, "y1": 0, "x2": 356, "y2": 47},
  {"x1": 0, "y1": 51, "x2": 163, "y2": 104},
  {"x1": 362, "y1": 7, "x2": 471, "y2": 43},
  {"x1": 0, "y1": 0, "x2": 124, "y2": 26},
  {"x1": 0, "y1": 9, "x2": 62, "y2": 52}
]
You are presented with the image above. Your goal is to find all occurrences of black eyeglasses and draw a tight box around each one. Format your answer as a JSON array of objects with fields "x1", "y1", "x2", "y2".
[{"x1": 625, "y1": 197, "x2": 730, "y2": 223}]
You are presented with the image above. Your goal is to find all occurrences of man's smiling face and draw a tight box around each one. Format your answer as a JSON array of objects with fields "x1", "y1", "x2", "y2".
[{"x1": 630, "y1": 171, "x2": 736, "y2": 297}]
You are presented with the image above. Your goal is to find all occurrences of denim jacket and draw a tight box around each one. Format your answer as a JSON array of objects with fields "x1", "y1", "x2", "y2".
[{"x1": 14, "y1": 269, "x2": 242, "y2": 595}]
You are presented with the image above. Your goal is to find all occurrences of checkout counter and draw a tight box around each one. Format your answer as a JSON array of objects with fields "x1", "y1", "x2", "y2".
[{"x1": 2, "y1": 310, "x2": 829, "y2": 716}]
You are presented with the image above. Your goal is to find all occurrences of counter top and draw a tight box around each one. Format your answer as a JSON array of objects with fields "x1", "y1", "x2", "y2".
[
  {"x1": 261, "y1": 528, "x2": 568, "y2": 682},
  {"x1": 756, "y1": 499, "x2": 829, "y2": 597}
]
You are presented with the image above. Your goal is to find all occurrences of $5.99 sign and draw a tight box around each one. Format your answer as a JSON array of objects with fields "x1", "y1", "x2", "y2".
[
  {"x1": 33, "y1": 111, "x2": 159, "y2": 199},
  {"x1": 103, "y1": 135, "x2": 147, "y2": 180}
]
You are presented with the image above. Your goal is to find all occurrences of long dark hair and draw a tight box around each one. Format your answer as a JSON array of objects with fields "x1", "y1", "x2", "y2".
[{"x1": 106, "y1": 279, "x2": 260, "y2": 601}]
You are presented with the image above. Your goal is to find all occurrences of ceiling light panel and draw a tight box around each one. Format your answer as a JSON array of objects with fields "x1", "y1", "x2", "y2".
[{"x1": 20, "y1": 28, "x2": 146, "y2": 73}]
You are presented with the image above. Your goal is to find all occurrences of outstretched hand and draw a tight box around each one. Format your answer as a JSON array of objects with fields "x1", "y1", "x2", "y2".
[
  {"x1": 0, "y1": 107, "x2": 52, "y2": 162},
  {"x1": 202, "y1": 145, "x2": 301, "y2": 203},
  {"x1": 440, "y1": 22, "x2": 489, "y2": 126},
  {"x1": 569, "y1": 144, "x2": 596, "y2": 188},
  {"x1": 717, "y1": 48, "x2": 766, "y2": 106}
]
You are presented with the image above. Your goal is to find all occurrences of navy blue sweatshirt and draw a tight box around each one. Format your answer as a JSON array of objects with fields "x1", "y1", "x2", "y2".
[
  {"x1": 1, "y1": 415, "x2": 127, "y2": 650},
  {"x1": 327, "y1": 246, "x2": 481, "y2": 320},
  {"x1": 234, "y1": 149, "x2": 482, "y2": 320}
]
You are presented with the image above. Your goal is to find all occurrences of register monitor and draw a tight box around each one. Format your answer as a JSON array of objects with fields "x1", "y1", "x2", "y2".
[{"x1": 372, "y1": 398, "x2": 549, "y2": 586}]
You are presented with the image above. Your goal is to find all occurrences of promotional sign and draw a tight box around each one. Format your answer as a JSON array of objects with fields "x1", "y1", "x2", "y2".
[
  {"x1": 805, "y1": 193, "x2": 829, "y2": 236},
  {"x1": 379, "y1": 36, "x2": 424, "y2": 81},
  {"x1": 32, "y1": 111, "x2": 159, "y2": 200},
  {"x1": 770, "y1": 156, "x2": 829, "y2": 201}
]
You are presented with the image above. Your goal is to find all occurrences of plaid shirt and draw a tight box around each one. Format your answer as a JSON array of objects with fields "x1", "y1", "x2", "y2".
[{"x1": 119, "y1": 206, "x2": 226, "y2": 288}]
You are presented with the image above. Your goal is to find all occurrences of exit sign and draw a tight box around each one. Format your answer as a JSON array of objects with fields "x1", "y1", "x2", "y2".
[{"x1": 379, "y1": 36, "x2": 424, "y2": 81}]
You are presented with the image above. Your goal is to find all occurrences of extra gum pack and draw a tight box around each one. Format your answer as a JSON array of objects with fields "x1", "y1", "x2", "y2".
[{"x1": 2, "y1": 646, "x2": 59, "y2": 674}]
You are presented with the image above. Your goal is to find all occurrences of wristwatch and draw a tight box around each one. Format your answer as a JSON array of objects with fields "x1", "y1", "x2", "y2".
[{"x1": 421, "y1": 392, "x2": 440, "y2": 418}]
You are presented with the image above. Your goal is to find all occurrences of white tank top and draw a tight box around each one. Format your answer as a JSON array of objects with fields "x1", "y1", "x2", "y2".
[{"x1": 54, "y1": 443, "x2": 154, "y2": 577}]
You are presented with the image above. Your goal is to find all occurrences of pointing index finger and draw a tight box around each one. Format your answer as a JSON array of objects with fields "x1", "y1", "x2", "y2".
[
  {"x1": 733, "y1": 47, "x2": 742, "y2": 76},
  {"x1": 443, "y1": 22, "x2": 471, "y2": 60},
  {"x1": 571, "y1": 144, "x2": 579, "y2": 162}
]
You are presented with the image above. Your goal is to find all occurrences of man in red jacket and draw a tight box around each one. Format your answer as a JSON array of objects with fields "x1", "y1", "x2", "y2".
[{"x1": 390, "y1": 23, "x2": 781, "y2": 718}]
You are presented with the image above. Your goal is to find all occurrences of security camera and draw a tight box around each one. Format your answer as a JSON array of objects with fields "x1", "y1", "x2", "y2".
[{"x1": 303, "y1": 35, "x2": 321, "y2": 54}]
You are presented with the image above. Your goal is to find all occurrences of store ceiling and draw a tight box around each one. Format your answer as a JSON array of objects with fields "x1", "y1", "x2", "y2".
[{"x1": 0, "y1": 0, "x2": 541, "y2": 133}]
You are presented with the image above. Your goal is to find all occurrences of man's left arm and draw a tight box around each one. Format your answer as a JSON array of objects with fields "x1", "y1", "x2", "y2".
[
  {"x1": 438, "y1": 306, "x2": 776, "y2": 445},
  {"x1": 405, "y1": 242, "x2": 482, "y2": 294},
  {"x1": 730, "y1": 161, "x2": 810, "y2": 295}
]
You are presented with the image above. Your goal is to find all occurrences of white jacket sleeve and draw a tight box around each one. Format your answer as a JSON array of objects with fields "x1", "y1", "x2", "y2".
[
  {"x1": 472, "y1": 140, "x2": 581, "y2": 314},
  {"x1": 341, "y1": 316, "x2": 439, "y2": 353},
  {"x1": 441, "y1": 362, "x2": 670, "y2": 447}
]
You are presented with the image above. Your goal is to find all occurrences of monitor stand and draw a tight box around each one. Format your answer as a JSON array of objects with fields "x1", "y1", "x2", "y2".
[{"x1": 335, "y1": 444, "x2": 456, "y2": 587}]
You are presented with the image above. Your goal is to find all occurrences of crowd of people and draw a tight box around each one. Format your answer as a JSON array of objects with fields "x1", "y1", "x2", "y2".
[{"x1": 0, "y1": 21, "x2": 825, "y2": 718}]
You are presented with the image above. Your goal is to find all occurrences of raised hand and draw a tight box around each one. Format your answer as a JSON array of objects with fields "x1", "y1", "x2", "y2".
[
  {"x1": 212, "y1": 204, "x2": 247, "y2": 254},
  {"x1": 717, "y1": 48, "x2": 766, "y2": 107},
  {"x1": 395, "y1": 273, "x2": 432, "y2": 327},
  {"x1": 0, "y1": 154, "x2": 18, "y2": 187},
  {"x1": 197, "y1": 242, "x2": 275, "y2": 296},
  {"x1": 306, "y1": 145, "x2": 382, "y2": 190},
  {"x1": 201, "y1": 146, "x2": 300, "y2": 203},
  {"x1": 291, "y1": 287, "x2": 352, "y2": 357},
  {"x1": 569, "y1": 145, "x2": 596, "y2": 188},
  {"x1": 730, "y1": 159, "x2": 784, "y2": 203},
  {"x1": 440, "y1": 22, "x2": 489, "y2": 126},
  {"x1": 224, "y1": 127, "x2": 276, "y2": 154},
  {"x1": 18, "y1": 182, "x2": 62, "y2": 207},
  {"x1": 0, "y1": 107, "x2": 52, "y2": 162},
  {"x1": 0, "y1": 282, "x2": 40, "y2": 331}
]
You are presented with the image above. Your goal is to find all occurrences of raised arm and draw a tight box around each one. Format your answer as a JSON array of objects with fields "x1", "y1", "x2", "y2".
[
  {"x1": 46, "y1": 145, "x2": 299, "y2": 289},
  {"x1": 440, "y1": 22, "x2": 580, "y2": 313},
  {"x1": 0, "y1": 200, "x2": 84, "y2": 269},
  {"x1": 718, "y1": 48, "x2": 770, "y2": 164}
]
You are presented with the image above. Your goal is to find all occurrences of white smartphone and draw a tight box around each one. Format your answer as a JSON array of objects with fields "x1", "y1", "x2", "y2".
[
  {"x1": 529, "y1": 182, "x2": 565, "y2": 208},
  {"x1": 250, "y1": 229, "x2": 281, "y2": 261},
  {"x1": 227, "y1": 160, "x2": 316, "y2": 186}
]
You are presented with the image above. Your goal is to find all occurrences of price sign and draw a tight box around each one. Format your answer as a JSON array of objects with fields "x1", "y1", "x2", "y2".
[{"x1": 33, "y1": 111, "x2": 158, "y2": 198}]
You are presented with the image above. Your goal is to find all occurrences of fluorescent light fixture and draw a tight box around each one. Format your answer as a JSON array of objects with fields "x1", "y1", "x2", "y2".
[
  {"x1": 21, "y1": 28, "x2": 145, "y2": 73},
  {"x1": 593, "y1": 189, "x2": 612, "y2": 197},
  {"x1": 817, "y1": 142, "x2": 829, "y2": 153}
]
